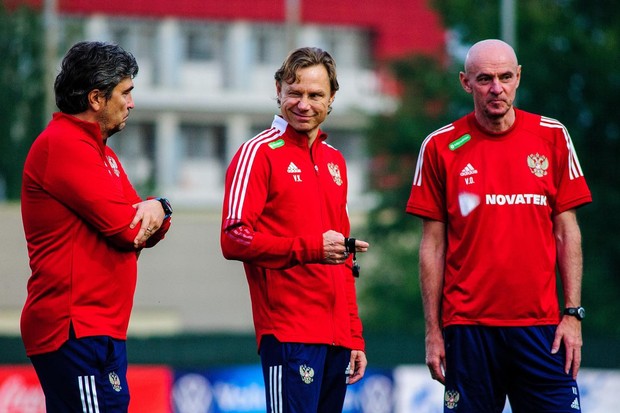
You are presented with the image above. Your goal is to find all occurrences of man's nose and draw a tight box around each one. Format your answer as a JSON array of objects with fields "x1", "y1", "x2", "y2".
[
  {"x1": 297, "y1": 96, "x2": 310, "y2": 109},
  {"x1": 490, "y1": 78, "x2": 503, "y2": 94}
]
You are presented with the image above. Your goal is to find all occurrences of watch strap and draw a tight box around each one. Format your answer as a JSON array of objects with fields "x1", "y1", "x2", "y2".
[
  {"x1": 156, "y1": 197, "x2": 173, "y2": 219},
  {"x1": 563, "y1": 307, "x2": 585, "y2": 320}
]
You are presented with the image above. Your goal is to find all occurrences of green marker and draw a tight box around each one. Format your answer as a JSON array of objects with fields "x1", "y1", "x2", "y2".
[
  {"x1": 449, "y1": 134, "x2": 471, "y2": 151},
  {"x1": 268, "y1": 139, "x2": 285, "y2": 149}
]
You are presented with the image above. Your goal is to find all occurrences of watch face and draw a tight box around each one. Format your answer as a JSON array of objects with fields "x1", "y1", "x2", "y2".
[
  {"x1": 565, "y1": 307, "x2": 585, "y2": 320},
  {"x1": 577, "y1": 307, "x2": 586, "y2": 319},
  {"x1": 158, "y1": 197, "x2": 173, "y2": 215}
]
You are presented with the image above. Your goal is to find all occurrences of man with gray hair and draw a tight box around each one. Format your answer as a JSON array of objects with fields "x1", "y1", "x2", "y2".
[{"x1": 21, "y1": 41, "x2": 172, "y2": 412}]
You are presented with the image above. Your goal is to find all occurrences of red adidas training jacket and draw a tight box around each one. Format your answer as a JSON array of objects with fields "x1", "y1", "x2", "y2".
[
  {"x1": 221, "y1": 116, "x2": 364, "y2": 351},
  {"x1": 21, "y1": 112, "x2": 170, "y2": 356}
]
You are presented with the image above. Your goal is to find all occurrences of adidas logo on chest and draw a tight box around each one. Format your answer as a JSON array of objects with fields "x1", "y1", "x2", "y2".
[{"x1": 287, "y1": 162, "x2": 303, "y2": 182}]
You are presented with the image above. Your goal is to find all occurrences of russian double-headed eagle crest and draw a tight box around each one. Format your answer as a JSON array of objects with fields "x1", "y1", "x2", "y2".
[
  {"x1": 106, "y1": 156, "x2": 121, "y2": 177},
  {"x1": 327, "y1": 163, "x2": 343, "y2": 186},
  {"x1": 299, "y1": 364, "x2": 315, "y2": 384},
  {"x1": 527, "y1": 153, "x2": 549, "y2": 177},
  {"x1": 444, "y1": 390, "x2": 460, "y2": 409},
  {"x1": 109, "y1": 371, "x2": 122, "y2": 392}
]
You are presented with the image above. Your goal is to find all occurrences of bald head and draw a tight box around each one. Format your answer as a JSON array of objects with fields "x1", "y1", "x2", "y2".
[
  {"x1": 459, "y1": 39, "x2": 521, "y2": 132},
  {"x1": 464, "y1": 39, "x2": 518, "y2": 74}
]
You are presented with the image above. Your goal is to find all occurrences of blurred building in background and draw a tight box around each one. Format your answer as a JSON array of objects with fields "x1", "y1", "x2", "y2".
[
  {"x1": 34, "y1": 0, "x2": 445, "y2": 208},
  {"x1": 1, "y1": 0, "x2": 445, "y2": 337}
]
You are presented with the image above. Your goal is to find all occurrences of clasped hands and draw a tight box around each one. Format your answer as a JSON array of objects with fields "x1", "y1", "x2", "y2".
[{"x1": 130, "y1": 199, "x2": 166, "y2": 248}]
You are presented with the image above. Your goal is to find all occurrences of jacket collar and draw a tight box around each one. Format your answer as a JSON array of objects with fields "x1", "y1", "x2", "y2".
[
  {"x1": 53, "y1": 112, "x2": 106, "y2": 151},
  {"x1": 271, "y1": 115, "x2": 327, "y2": 148}
]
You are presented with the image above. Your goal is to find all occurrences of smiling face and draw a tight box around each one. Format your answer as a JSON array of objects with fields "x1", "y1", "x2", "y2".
[
  {"x1": 96, "y1": 77, "x2": 135, "y2": 140},
  {"x1": 276, "y1": 64, "x2": 335, "y2": 145},
  {"x1": 460, "y1": 40, "x2": 521, "y2": 132}
]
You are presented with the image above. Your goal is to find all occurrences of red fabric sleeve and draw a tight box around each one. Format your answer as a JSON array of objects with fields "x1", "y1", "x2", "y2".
[
  {"x1": 406, "y1": 137, "x2": 447, "y2": 222},
  {"x1": 40, "y1": 128, "x2": 145, "y2": 250},
  {"x1": 550, "y1": 127, "x2": 592, "y2": 214},
  {"x1": 221, "y1": 147, "x2": 323, "y2": 269}
]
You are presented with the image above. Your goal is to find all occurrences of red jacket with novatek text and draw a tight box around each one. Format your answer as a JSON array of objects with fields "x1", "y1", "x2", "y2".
[
  {"x1": 21, "y1": 112, "x2": 170, "y2": 357},
  {"x1": 221, "y1": 116, "x2": 364, "y2": 351}
]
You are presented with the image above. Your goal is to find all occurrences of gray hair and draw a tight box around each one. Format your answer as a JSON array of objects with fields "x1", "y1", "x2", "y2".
[{"x1": 54, "y1": 41, "x2": 139, "y2": 114}]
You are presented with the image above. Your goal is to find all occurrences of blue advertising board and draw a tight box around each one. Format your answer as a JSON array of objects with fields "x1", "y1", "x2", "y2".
[{"x1": 172, "y1": 365, "x2": 393, "y2": 413}]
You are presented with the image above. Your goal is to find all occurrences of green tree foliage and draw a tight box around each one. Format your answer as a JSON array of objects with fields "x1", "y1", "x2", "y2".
[
  {"x1": 360, "y1": 56, "x2": 468, "y2": 332},
  {"x1": 361, "y1": 0, "x2": 620, "y2": 337},
  {"x1": 0, "y1": 3, "x2": 45, "y2": 200}
]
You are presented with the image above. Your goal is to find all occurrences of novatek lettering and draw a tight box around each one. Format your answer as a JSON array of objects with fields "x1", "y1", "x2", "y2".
[{"x1": 485, "y1": 194, "x2": 547, "y2": 206}]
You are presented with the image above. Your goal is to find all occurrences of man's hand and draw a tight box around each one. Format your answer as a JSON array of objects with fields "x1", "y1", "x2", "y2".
[
  {"x1": 425, "y1": 329, "x2": 446, "y2": 384},
  {"x1": 131, "y1": 199, "x2": 166, "y2": 248},
  {"x1": 322, "y1": 230, "x2": 369, "y2": 264},
  {"x1": 552, "y1": 316, "x2": 583, "y2": 379},
  {"x1": 348, "y1": 350, "x2": 367, "y2": 385}
]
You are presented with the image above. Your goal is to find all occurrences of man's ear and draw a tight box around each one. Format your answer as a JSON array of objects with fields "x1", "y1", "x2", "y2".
[
  {"x1": 459, "y1": 72, "x2": 472, "y2": 94},
  {"x1": 87, "y1": 89, "x2": 104, "y2": 111},
  {"x1": 515, "y1": 65, "x2": 522, "y2": 89}
]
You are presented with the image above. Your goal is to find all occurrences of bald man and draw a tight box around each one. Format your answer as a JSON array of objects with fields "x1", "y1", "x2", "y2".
[{"x1": 406, "y1": 39, "x2": 591, "y2": 412}]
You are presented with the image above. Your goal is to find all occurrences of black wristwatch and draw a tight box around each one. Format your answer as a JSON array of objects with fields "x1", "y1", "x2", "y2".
[
  {"x1": 563, "y1": 306, "x2": 585, "y2": 321},
  {"x1": 156, "y1": 197, "x2": 173, "y2": 219}
]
